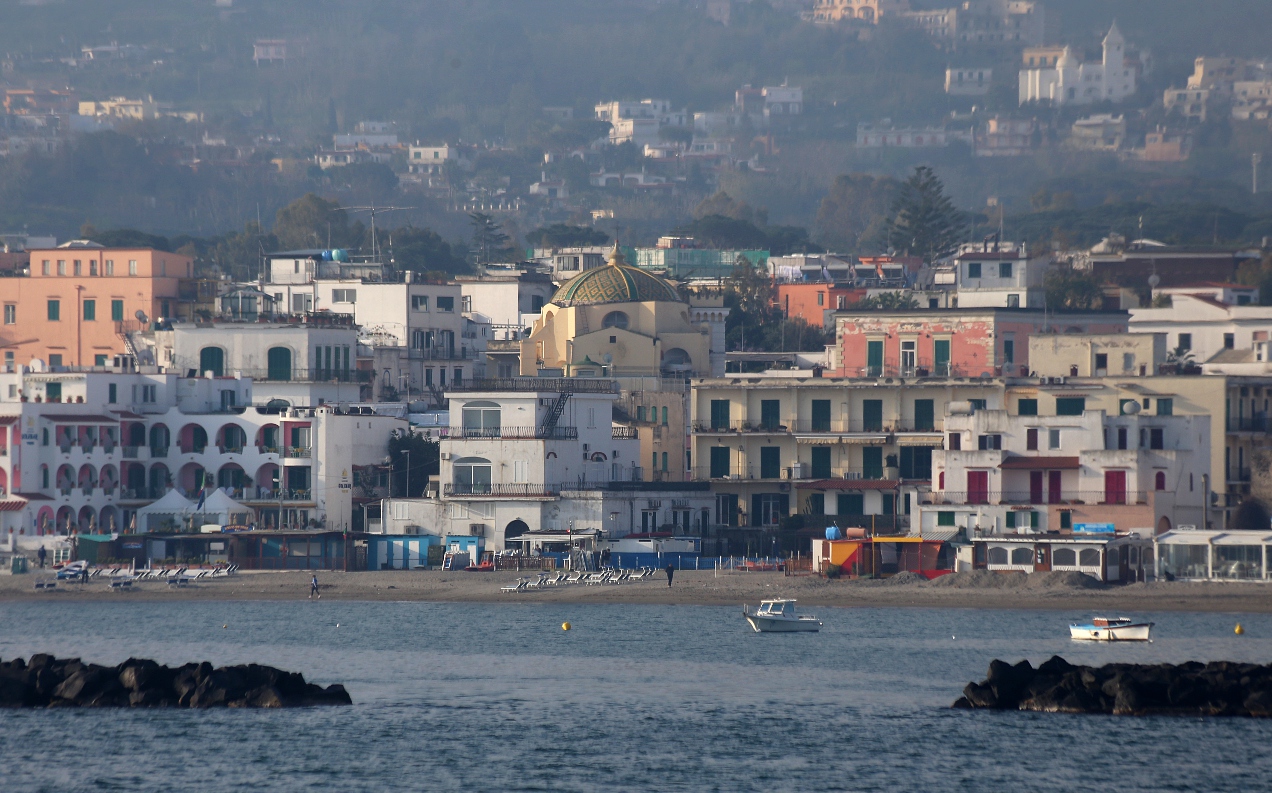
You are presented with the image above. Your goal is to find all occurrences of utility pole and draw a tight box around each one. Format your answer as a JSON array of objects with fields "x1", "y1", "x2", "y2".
[{"x1": 1254, "y1": 153, "x2": 1263, "y2": 195}]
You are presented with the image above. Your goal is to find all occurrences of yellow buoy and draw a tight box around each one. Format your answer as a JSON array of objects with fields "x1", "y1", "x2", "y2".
[
  {"x1": 1236, "y1": 623, "x2": 1245, "y2": 635},
  {"x1": 561, "y1": 622, "x2": 571, "y2": 631}
]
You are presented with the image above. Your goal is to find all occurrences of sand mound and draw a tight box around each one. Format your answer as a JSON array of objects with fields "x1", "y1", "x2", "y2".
[
  {"x1": 878, "y1": 570, "x2": 929, "y2": 587},
  {"x1": 1021, "y1": 571, "x2": 1104, "y2": 590}
]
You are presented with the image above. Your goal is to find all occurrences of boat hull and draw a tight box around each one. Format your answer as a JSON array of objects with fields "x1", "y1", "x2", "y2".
[
  {"x1": 1069, "y1": 623, "x2": 1153, "y2": 641},
  {"x1": 744, "y1": 615, "x2": 821, "y2": 633}
]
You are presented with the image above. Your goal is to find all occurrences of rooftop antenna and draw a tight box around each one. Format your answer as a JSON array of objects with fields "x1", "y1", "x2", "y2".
[{"x1": 345, "y1": 206, "x2": 416, "y2": 262}]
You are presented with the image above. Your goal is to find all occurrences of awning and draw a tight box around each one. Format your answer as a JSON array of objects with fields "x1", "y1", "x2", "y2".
[
  {"x1": 0, "y1": 499, "x2": 27, "y2": 511},
  {"x1": 999, "y1": 456, "x2": 1080, "y2": 470},
  {"x1": 914, "y1": 529, "x2": 961, "y2": 542},
  {"x1": 897, "y1": 434, "x2": 943, "y2": 446}
]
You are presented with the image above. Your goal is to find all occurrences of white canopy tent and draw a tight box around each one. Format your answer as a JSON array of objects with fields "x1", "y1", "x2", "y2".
[{"x1": 136, "y1": 490, "x2": 196, "y2": 534}]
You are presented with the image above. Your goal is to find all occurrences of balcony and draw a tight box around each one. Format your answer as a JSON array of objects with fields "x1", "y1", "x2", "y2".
[
  {"x1": 122, "y1": 446, "x2": 140, "y2": 459},
  {"x1": 612, "y1": 426, "x2": 639, "y2": 439},
  {"x1": 282, "y1": 489, "x2": 312, "y2": 502},
  {"x1": 694, "y1": 419, "x2": 936, "y2": 434},
  {"x1": 444, "y1": 483, "x2": 557, "y2": 497},
  {"x1": 1229, "y1": 416, "x2": 1271, "y2": 433},
  {"x1": 920, "y1": 490, "x2": 1149, "y2": 506},
  {"x1": 447, "y1": 426, "x2": 579, "y2": 440},
  {"x1": 218, "y1": 444, "x2": 245, "y2": 454},
  {"x1": 80, "y1": 486, "x2": 94, "y2": 496},
  {"x1": 258, "y1": 445, "x2": 281, "y2": 454},
  {"x1": 150, "y1": 446, "x2": 169, "y2": 459},
  {"x1": 285, "y1": 446, "x2": 312, "y2": 458},
  {"x1": 1230, "y1": 468, "x2": 1252, "y2": 483},
  {"x1": 448, "y1": 377, "x2": 619, "y2": 394}
]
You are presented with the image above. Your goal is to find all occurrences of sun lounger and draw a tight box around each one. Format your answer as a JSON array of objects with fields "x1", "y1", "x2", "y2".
[
  {"x1": 167, "y1": 576, "x2": 191, "y2": 587},
  {"x1": 500, "y1": 578, "x2": 528, "y2": 592},
  {"x1": 109, "y1": 577, "x2": 134, "y2": 591},
  {"x1": 33, "y1": 579, "x2": 56, "y2": 591}
]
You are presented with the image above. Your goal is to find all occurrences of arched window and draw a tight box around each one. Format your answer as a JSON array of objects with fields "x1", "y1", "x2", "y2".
[
  {"x1": 938, "y1": 471, "x2": 945, "y2": 489},
  {"x1": 1052, "y1": 548, "x2": 1077, "y2": 566},
  {"x1": 199, "y1": 346, "x2": 225, "y2": 378},
  {"x1": 505, "y1": 519, "x2": 529, "y2": 540},
  {"x1": 602, "y1": 311, "x2": 629, "y2": 329},
  {"x1": 987, "y1": 547, "x2": 1009, "y2": 565},
  {"x1": 453, "y1": 457, "x2": 492, "y2": 495},
  {"x1": 461, "y1": 401, "x2": 501, "y2": 437},
  {"x1": 1011, "y1": 547, "x2": 1033, "y2": 566},
  {"x1": 1155, "y1": 471, "x2": 1166, "y2": 490},
  {"x1": 1079, "y1": 548, "x2": 1100, "y2": 567},
  {"x1": 267, "y1": 347, "x2": 292, "y2": 381},
  {"x1": 662, "y1": 348, "x2": 691, "y2": 372}
]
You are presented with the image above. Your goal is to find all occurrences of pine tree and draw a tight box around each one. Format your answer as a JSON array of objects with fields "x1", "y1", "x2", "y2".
[
  {"x1": 469, "y1": 212, "x2": 513, "y2": 265},
  {"x1": 885, "y1": 166, "x2": 966, "y2": 263}
]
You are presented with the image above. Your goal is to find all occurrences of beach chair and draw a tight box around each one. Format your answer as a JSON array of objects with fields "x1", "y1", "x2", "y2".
[
  {"x1": 226, "y1": 564, "x2": 239, "y2": 575},
  {"x1": 500, "y1": 578, "x2": 528, "y2": 593},
  {"x1": 109, "y1": 577, "x2": 133, "y2": 591},
  {"x1": 33, "y1": 579, "x2": 56, "y2": 591}
]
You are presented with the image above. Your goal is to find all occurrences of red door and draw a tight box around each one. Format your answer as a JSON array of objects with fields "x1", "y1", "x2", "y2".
[
  {"x1": 1029, "y1": 471, "x2": 1043, "y2": 504},
  {"x1": 1104, "y1": 470, "x2": 1127, "y2": 504},
  {"x1": 967, "y1": 471, "x2": 989, "y2": 504},
  {"x1": 1048, "y1": 470, "x2": 1062, "y2": 504}
]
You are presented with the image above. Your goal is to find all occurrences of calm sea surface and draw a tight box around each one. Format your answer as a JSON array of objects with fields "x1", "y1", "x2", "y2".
[{"x1": 2, "y1": 600, "x2": 1272, "y2": 792}]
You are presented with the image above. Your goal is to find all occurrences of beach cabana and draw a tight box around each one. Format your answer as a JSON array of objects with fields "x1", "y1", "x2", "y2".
[{"x1": 136, "y1": 490, "x2": 195, "y2": 534}]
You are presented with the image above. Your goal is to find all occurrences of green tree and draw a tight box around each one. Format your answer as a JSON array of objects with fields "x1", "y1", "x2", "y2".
[
  {"x1": 675, "y1": 215, "x2": 770, "y2": 250},
  {"x1": 1236, "y1": 253, "x2": 1272, "y2": 306},
  {"x1": 84, "y1": 227, "x2": 172, "y2": 251},
  {"x1": 853, "y1": 292, "x2": 919, "y2": 310},
  {"x1": 885, "y1": 166, "x2": 967, "y2": 263},
  {"x1": 469, "y1": 212, "x2": 515, "y2": 265},
  {"x1": 525, "y1": 223, "x2": 609, "y2": 248},
  {"x1": 1044, "y1": 266, "x2": 1104, "y2": 310},
  {"x1": 389, "y1": 431, "x2": 438, "y2": 499},
  {"x1": 273, "y1": 194, "x2": 349, "y2": 250},
  {"x1": 693, "y1": 191, "x2": 766, "y2": 224},
  {"x1": 390, "y1": 225, "x2": 468, "y2": 274},
  {"x1": 814, "y1": 173, "x2": 900, "y2": 254}
]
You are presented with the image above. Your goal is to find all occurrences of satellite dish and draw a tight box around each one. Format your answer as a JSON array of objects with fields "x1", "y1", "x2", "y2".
[
  {"x1": 135, "y1": 309, "x2": 149, "y2": 323},
  {"x1": 1122, "y1": 401, "x2": 1141, "y2": 415},
  {"x1": 1147, "y1": 273, "x2": 1160, "y2": 289},
  {"x1": 602, "y1": 353, "x2": 613, "y2": 363}
]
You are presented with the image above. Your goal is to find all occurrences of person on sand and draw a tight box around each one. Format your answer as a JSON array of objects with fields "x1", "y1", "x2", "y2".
[
  {"x1": 37, "y1": 546, "x2": 46, "y2": 569},
  {"x1": 309, "y1": 574, "x2": 321, "y2": 600},
  {"x1": 665, "y1": 563, "x2": 675, "y2": 588}
]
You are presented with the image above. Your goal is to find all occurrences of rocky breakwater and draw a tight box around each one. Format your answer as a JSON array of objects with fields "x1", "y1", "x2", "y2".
[
  {"x1": 954, "y1": 656, "x2": 1272, "y2": 717},
  {"x1": 0, "y1": 654, "x2": 352, "y2": 708}
]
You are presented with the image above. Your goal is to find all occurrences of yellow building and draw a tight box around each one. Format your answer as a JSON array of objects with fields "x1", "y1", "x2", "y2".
[{"x1": 521, "y1": 246, "x2": 712, "y2": 379}]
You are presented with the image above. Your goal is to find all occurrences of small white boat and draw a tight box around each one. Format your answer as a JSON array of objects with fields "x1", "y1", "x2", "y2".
[
  {"x1": 743, "y1": 599, "x2": 822, "y2": 633},
  {"x1": 1069, "y1": 616, "x2": 1154, "y2": 642}
]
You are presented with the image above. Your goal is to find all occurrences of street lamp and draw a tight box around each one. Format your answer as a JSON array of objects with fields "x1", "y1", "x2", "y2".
[{"x1": 400, "y1": 448, "x2": 411, "y2": 498}]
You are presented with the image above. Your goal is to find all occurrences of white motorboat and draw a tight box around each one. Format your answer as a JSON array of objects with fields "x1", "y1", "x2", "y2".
[
  {"x1": 743, "y1": 599, "x2": 821, "y2": 633},
  {"x1": 1069, "y1": 617, "x2": 1154, "y2": 642}
]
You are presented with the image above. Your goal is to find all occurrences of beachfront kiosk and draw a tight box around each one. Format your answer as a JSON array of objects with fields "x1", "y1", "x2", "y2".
[{"x1": 1155, "y1": 529, "x2": 1270, "y2": 581}]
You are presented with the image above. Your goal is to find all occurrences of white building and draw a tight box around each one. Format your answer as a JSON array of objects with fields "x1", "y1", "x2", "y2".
[
  {"x1": 922, "y1": 241, "x2": 1047, "y2": 308},
  {"x1": 407, "y1": 144, "x2": 473, "y2": 174},
  {"x1": 857, "y1": 121, "x2": 950, "y2": 148},
  {"x1": 920, "y1": 398, "x2": 1209, "y2": 537},
  {"x1": 377, "y1": 379, "x2": 713, "y2": 551},
  {"x1": 1129, "y1": 285, "x2": 1270, "y2": 368},
  {"x1": 1018, "y1": 24, "x2": 1137, "y2": 106},
  {"x1": 153, "y1": 318, "x2": 365, "y2": 407},
  {"x1": 0, "y1": 369, "x2": 400, "y2": 536},
  {"x1": 594, "y1": 99, "x2": 689, "y2": 146},
  {"x1": 945, "y1": 67, "x2": 993, "y2": 96}
]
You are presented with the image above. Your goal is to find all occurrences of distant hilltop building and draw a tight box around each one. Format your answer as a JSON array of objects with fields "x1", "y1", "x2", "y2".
[
  {"x1": 808, "y1": 0, "x2": 909, "y2": 25},
  {"x1": 253, "y1": 39, "x2": 287, "y2": 65},
  {"x1": 808, "y1": 0, "x2": 1043, "y2": 50},
  {"x1": 945, "y1": 67, "x2": 993, "y2": 96},
  {"x1": 1163, "y1": 56, "x2": 1272, "y2": 122},
  {"x1": 594, "y1": 99, "x2": 689, "y2": 148},
  {"x1": 1018, "y1": 23, "x2": 1137, "y2": 106}
]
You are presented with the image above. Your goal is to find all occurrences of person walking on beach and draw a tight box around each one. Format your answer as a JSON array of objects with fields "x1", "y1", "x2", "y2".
[
  {"x1": 665, "y1": 563, "x2": 675, "y2": 587},
  {"x1": 309, "y1": 574, "x2": 321, "y2": 600},
  {"x1": 37, "y1": 546, "x2": 46, "y2": 569}
]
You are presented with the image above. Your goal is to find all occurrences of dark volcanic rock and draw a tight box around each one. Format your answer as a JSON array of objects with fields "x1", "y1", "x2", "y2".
[
  {"x1": 0, "y1": 655, "x2": 351, "y2": 709},
  {"x1": 956, "y1": 658, "x2": 1272, "y2": 718}
]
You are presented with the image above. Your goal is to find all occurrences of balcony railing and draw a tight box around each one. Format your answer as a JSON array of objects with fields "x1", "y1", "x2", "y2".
[
  {"x1": 448, "y1": 377, "x2": 619, "y2": 394},
  {"x1": 447, "y1": 426, "x2": 579, "y2": 440},
  {"x1": 150, "y1": 446, "x2": 169, "y2": 458},
  {"x1": 285, "y1": 446, "x2": 312, "y2": 458},
  {"x1": 218, "y1": 444, "x2": 245, "y2": 454},
  {"x1": 612, "y1": 426, "x2": 639, "y2": 439},
  {"x1": 122, "y1": 446, "x2": 140, "y2": 459},
  {"x1": 1229, "y1": 416, "x2": 1271, "y2": 433},
  {"x1": 1230, "y1": 468, "x2": 1253, "y2": 483},
  {"x1": 258, "y1": 445, "x2": 280, "y2": 454},
  {"x1": 920, "y1": 490, "x2": 1149, "y2": 506},
  {"x1": 694, "y1": 420, "x2": 937, "y2": 434},
  {"x1": 444, "y1": 483, "x2": 557, "y2": 497},
  {"x1": 690, "y1": 466, "x2": 891, "y2": 482}
]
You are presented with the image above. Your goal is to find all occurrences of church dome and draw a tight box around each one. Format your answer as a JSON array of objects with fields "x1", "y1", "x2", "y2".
[{"x1": 549, "y1": 245, "x2": 683, "y2": 307}]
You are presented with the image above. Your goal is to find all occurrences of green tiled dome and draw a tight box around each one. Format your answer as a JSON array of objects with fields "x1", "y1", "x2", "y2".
[{"x1": 550, "y1": 246, "x2": 682, "y2": 307}]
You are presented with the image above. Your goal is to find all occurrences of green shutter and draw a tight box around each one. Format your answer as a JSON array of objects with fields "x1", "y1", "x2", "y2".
[{"x1": 914, "y1": 399, "x2": 934, "y2": 430}]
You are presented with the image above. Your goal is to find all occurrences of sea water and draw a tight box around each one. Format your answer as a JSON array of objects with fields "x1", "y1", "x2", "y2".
[{"x1": 2, "y1": 601, "x2": 1272, "y2": 792}]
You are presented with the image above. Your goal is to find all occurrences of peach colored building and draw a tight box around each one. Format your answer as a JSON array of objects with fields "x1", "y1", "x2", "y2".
[{"x1": 0, "y1": 245, "x2": 190, "y2": 370}]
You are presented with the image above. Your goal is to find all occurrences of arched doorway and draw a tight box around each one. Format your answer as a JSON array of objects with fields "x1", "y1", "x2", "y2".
[
  {"x1": 1157, "y1": 515, "x2": 1172, "y2": 535},
  {"x1": 200, "y1": 346, "x2": 225, "y2": 377},
  {"x1": 267, "y1": 347, "x2": 292, "y2": 381},
  {"x1": 505, "y1": 519, "x2": 529, "y2": 541},
  {"x1": 179, "y1": 423, "x2": 207, "y2": 454},
  {"x1": 149, "y1": 424, "x2": 170, "y2": 455},
  {"x1": 149, "y1": 464, "x2": 170, "y2": 498}
]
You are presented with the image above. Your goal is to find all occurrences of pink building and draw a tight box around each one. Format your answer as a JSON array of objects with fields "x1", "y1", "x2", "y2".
[{"x1": 829, "y1": 308, "x2": 1129, "y2": 378}]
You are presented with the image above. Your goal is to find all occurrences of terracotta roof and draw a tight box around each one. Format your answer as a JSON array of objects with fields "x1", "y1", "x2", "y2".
[{"x1": 999, "y1": 456, "x2": 1080, "y2": 470}]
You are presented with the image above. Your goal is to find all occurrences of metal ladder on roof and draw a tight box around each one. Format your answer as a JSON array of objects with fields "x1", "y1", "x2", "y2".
[{"x1": 539, "y1": 388, "x2": 573, "y2": 437}]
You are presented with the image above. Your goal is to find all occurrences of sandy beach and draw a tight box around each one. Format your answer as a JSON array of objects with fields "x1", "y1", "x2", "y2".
[{"x1": 4, "y1": 569, "x2": 1272, "y2": 612}]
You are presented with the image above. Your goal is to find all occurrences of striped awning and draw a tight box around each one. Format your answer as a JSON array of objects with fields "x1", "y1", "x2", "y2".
[{"x1": 897, "y1": 434, "x2": 943, "y2": 446}]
